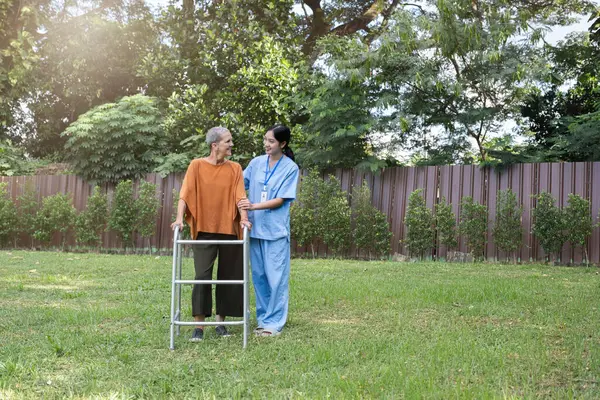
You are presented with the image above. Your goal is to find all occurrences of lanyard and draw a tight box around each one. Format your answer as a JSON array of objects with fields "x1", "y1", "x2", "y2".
[{"x1": 263, "y1": 155, "x2": 284, "y2": 190}]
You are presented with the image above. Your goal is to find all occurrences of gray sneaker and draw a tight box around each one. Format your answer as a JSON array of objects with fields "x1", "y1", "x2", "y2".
[
  {"x1": 189, "y1": 328, "x2": 203, "y2": 342},
  {"x1": 215, "y1": 325, "x2": 231, "y2": 337}
]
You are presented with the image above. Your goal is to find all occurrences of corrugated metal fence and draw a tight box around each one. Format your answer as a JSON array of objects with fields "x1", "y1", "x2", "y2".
[{"x1": 2, "y1": 161, "x2": 600, "y2": 263}]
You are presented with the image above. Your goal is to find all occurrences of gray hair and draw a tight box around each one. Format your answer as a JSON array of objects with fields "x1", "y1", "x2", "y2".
[{"x1": 206, "y1": 126, "x2": 230, "y2": 145}]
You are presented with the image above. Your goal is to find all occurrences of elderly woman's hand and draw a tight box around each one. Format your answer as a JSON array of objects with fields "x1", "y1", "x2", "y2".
[
  {"x1": 240, "y1": 219, "x2": 252, "y2": 231},
  {"x1": 238, "y1": 198, "x2": 252, "y2": 210},
  {"x1": 171, "y1": 219, "x2": 184, "y2": 231}
]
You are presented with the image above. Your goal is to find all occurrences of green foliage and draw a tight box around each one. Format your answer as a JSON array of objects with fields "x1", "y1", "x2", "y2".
[
  {"x1": 108, "y1": 180, "x2": 136, "y2": 249},
  {"x1": 459, "y1": 197, "x2": 488, "y2": 261},
  {"x1": 291, "y1": 170, "x2": 351, "y2": 257},
  {"x1": 75, "y1": 186, "x2": 108, "y2": 249},
  {"x1": 555, "y1": 109, "x2": 600, "y2": 161},
  {"x1": 20, "y1": 2, "x2": 158, "y2": 158},
  {"x1": 435, "y1": 197, "x2": 457, "y2": 250},
  {"x1": 135, "y1": 181, "x2": 160, "y2": 250},
  {"x1": 320, "y1": 176, "x2": 352, "y2": 257},
  {"x1": 352, "y1": 182, "x2": 392, "y2": 260},
  {"x1": 150, "y1": 1, "x2": 303, "y2": 170},
  {"x1": 0, "y1": 140, "x2": 33, "y2": 176},
  {"x1": 0, "y1": 182, "x2": 17, "y2": 247},
  {"x1": 492, "y1": 189, "x2": 523, "y2": 262},
  {"x1": 0, "y1": 0, "x2": 50, "y2": 139},
  {"x1": 404, "y1": 189, "x2": 434, "y2": 259},
  {"x1": 33, "y1": 193, "x2": 76, "y2": 249},
  {"x1": 62, "y1": 95, "x2": 165, "y2": 183},
  {"x1": 531, "y1": 192, "x2": 567, "y2": 262},
  {"x1": 291, "y1": 170, "x2": 322, "y2": 256},
  {"x1": 298, "y1": 37, "x2": 389, "y2": 171},
  {"x1": 563, "y1": 193, "x2": 594, "y2": 263},
  {"x1": 16, "y1": 180, "x2": 39, "y2": 248}
]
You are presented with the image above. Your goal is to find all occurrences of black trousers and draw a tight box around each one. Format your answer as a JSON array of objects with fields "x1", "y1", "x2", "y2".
[{"x1": 191, "y1": 232, "x2": 243, "y2": 318}]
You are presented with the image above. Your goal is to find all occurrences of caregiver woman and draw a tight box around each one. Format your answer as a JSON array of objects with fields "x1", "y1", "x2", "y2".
[{"x1": 238, "y1": 124, "x2": 299, "y2": 337}]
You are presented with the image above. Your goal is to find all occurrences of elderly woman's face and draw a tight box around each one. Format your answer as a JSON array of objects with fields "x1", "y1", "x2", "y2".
[{"x1": 214, "y1": 131, "x2": 233, "y2": 157}]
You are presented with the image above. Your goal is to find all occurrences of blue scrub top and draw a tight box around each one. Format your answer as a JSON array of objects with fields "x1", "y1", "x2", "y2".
[{"x1": 244, "y1": 155, "x2": 299, "y2": 240}]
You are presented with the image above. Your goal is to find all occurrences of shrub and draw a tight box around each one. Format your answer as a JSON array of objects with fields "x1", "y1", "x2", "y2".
[
  {"x1": 291, "y1": 170, "x2": 351, "y2": 258},
  {"x1": 33, "y1": 193, "x2": 76, "y2": 249},
  {"x1": 62, "y1": 95, "x2": 165, "y2": 183},
  {"x1": 108, "y1": 180, "x2": 137, "y2": 249},
  {"x1": 492, "y1": 189, "x2": 523, "y2": 263},
  {"x1": 404, "y1": 189, "x2": 434, "y2": 259},
  {"x1": 352, "y1": 181, "x2": 392, "y2": 260},
  {"x1": 459, "y1": 196, "x2": 488, "y2": 261},
  {"x1": 564, "y1": 193, "x2": 594, "y2": 265},
  {"x1": 16, "y1": 180, "x2": 39, "y2": 248},
  {"x1": 291, "y1": 170, "x2": 324, "y2": 258},
  {"x1": 0, "y1": 183, "x2": 17, "y2": 247},
  {"x1": 135, "y1": 181, "x2": 160, "y2": 252},
  {"x1": 531, "y1": 192, "x2": 566, "y2": 263},
  {"x1": 435, "y1": 196, "x2": 457, "y2": 251},
  {"x1": 320, "y1": 175, "x2": 351, "y2": 257},
  {"x1": 75, "y1": 186, "x2": 108, "y2": 250}
]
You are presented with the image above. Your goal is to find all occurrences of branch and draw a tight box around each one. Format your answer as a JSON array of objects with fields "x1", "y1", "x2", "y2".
[
  {"x1": 301, "y1": 0, "x2": 330, "y2": 57},
  {"x1": 401, "y1": 3, "x2": 426, "y2": 14},
  {"x1": 331, "y1": 1, "x2": 384, "y2": 36},
  {"x1": 366, "y1": 0, "x2": 402, "y2": 45}
]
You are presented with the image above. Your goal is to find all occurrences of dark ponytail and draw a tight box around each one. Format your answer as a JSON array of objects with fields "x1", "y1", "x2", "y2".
[{"x1": 269, "y1": 124, "x2": 295, "y2": 162}]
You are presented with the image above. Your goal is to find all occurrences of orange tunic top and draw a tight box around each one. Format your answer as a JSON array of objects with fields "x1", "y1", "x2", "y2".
[{"x1": 180, "y1": 158, "x2": 246, "y2": 239}]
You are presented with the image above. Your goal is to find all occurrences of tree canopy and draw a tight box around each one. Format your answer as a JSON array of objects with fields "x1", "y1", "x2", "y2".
[{"x1": 1, "y1": 0, "x2": 599, "y2": 179}]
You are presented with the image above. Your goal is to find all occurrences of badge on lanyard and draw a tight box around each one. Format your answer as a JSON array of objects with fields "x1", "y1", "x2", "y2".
[{"x1": 261, "y1": 155, "x2": 283, "y2": 203}]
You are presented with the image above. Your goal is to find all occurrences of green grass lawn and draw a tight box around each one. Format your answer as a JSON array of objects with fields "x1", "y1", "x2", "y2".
[{"x1": 0, "y1": 251, "x2": 599, "y2": 399}]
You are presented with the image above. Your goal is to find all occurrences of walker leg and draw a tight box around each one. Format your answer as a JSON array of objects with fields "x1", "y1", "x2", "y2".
[{"x1": 170, "y1": 228, "x2": 179, "y2": 350}]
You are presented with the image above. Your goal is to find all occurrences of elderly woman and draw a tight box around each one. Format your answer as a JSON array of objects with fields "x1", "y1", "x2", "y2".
[{"x1": 172, "y1": 126, "x2": 251, "y2": 342}]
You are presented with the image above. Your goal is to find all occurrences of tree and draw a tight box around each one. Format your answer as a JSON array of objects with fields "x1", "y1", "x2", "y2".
[
  {"x1": 108, "y1": 180, "x2": 137, "y2": 250},
  {"x1": 0, "y1": 0, "x2": 52, "y2": 139},
  {"x1": 563, "y1": 193, "x2": 594, "y2": 265},
  {"x1": 62, "y1": 95, "x2": 165, "y2": 183},
  {"x1": 33, "y1": 193, "x2": 76, "y2": 249},
  {"x1": 75, "y1": 186, "x2": 108, "y2": 250},
  {"x1": 459, "y1": 196, "x2": 487, "y2": 261},
  {"x1": 492, "y1": 189, "x2": 523, "y2": 263},
  {"x1": 290, "y1": 170, "x2": 351, "y2": 258},
  {"x1": 0, "y1": 182, "x2": 17, "y2": 247},
  {"x1": 146, "y1": 1, "x2": 305, "y2": 170},
  {"x1": 352, "y1": 181, "x2": 392, "y2": 259},
  {"x1": 519, "y1": 13, "x2": 600, "y2": 162},
  {"x1": 18, "y1": 0, "x2": 158, "y2": 157},
  {"x1": 299, "y1": 0, "x2": 403, "y2": 60},
  {"x1": 320, "y1": 175, "x2": 352, "y2": 257},
  {"x1": 135, "y1": 181, "x2": 160, "y2": 253},
  {"x1": 313, "y1": 0, "x2": 595, "y2": 164},
  {"x1": 531, "y1": 192, "x2": 567, "y2": 263},
  {"x1": 15, "y1": 180, "x2": 39, "y2": 248},
  {"x1": 435, "y1": 196, "x2": 457, "y2": 251},
  {"x1": 404, "y1": 189, "x2": 434, "y2": 259},
  {"x1": 291, "y1": 170, "x2": 322, "y2": 257},
  {"x1": 296, "y1": 35, "x2": 399, "y2": 171}
]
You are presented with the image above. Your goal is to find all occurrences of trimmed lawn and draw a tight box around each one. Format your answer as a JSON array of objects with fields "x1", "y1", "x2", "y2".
[{"x1": 0, "y1": 251, "x2": 599, "y2": 399}]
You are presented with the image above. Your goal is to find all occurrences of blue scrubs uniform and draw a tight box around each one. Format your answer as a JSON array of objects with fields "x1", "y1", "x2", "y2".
[{"x1": 244, "y1": 154, "x2": 299, "y2": 333}]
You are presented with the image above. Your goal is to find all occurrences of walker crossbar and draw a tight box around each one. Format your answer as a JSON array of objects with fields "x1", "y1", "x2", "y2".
[{"x1": 170, "y1": 225, "x2": 250, "y2": 350}]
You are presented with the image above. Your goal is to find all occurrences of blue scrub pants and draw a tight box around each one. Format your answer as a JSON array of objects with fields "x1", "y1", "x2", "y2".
[{"x1": 250, "y1": 237, "x2": 290, "y2": 333}]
